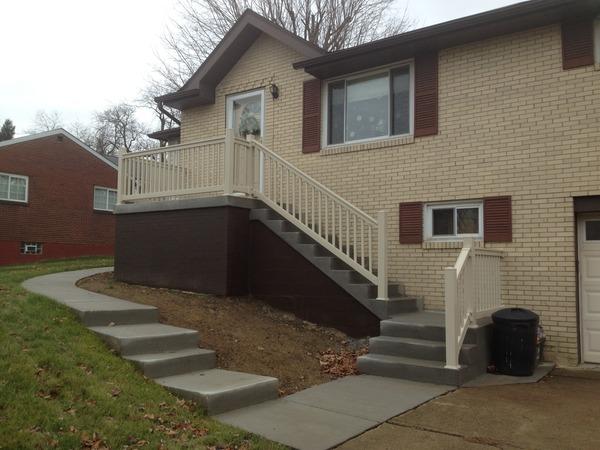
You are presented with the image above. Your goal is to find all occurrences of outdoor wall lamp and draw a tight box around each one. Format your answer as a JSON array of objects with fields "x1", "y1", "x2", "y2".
[{"x1": 270, "y1": 83, "x2": 280, "y2": 99}]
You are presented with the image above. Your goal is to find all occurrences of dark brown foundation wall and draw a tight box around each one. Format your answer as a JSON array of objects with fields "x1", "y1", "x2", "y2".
[
  {"x1": 115, "y1": 206, "x2": 249, "y2": 295},
  {"x1": 115, "y1": 201, "x2": 380, "y2": 337}
]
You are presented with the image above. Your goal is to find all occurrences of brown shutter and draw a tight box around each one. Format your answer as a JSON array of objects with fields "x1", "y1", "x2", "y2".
[
  {"x1": 484, "y1": 196, "x2": 512, "y2": 243},
  {"x1": 561, "y1": 19, "x2": 594, "y2": 70},
  {"x1": 414, "y1": 52, "x2": 439, "y2": 138},
  {"x1": 399, "y1": 202, "x2": 423, "y2": 244},
  {"x1": 302, "y1": 79, "x2": 321, "y2": 153}
]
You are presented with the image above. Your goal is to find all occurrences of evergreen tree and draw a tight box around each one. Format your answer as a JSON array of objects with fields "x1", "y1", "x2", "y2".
[{"x1": 0, "y1": 119, "x2": 15, "y2": 141}]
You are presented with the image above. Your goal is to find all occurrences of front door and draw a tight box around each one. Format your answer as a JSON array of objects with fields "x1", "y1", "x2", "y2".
[
  {"x1": 226, "y1": 89, "x2": 264, "y2": 138},
  {"x1": 578, "y1": 214, "x2": 600, "y2": 363}
]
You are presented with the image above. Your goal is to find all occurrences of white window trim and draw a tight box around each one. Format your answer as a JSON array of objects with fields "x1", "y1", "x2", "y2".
[
  {"x1": 0, "y1": 171, "x2": 28, "y2": 203},
  {"x1": 226, "y1": 89, "x2": 265, "y2": 138},
  {"x1": 20, "y1": 242, "x2": 42, "y2": 255},
  {"x1": 321, "y1": 61, "x2": 415, "y2": 148},
  {"x1": 424, "y1": 201, "x2": 484, "y2": 241},
  {"x1": 93, "y1": 186, "x2": 117, "y2": 212}
]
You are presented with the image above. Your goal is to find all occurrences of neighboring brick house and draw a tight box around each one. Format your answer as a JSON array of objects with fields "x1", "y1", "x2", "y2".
[
  {"x1": 121, "y1": 0, "x2": 600, "y2": 377},
  {"x1": 0, "y1": 129, "x2": 117, "y2": 265}
]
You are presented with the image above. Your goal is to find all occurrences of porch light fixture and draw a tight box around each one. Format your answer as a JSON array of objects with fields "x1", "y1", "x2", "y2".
[{"x1": 270, "y1": 83, "x2": 279, "y2": 99}]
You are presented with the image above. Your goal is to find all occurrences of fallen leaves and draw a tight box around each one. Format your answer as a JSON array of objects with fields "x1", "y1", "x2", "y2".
[
  {"x1": 81, "y1": 432, "x2": 108, "y2": 450},
  {"x1": 318, "y1": 346, "x2": 368, "y2": 379}
]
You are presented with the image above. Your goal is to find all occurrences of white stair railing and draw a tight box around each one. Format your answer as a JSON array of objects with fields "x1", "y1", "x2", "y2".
[
  {"x1": 444, "y1": 239, "x2": 503, "y2": 369},
  {"x1": 118, "y1": 129, "x2": 389, "y2": 300},
  {"x1": 247, "y1": 138, "x2": 388, "y2": 298}
]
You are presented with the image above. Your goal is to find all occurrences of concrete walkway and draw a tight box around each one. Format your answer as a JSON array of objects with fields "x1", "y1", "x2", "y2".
[
  {"x1": 23, "y1": 267, "x2": 455, "y2": 450},
  {"x1": 23, "y1": 268, "x2": 278, "y2": 415},
  {"x1": 218, "y1": 375, "x2": 452, "y2": 449}
]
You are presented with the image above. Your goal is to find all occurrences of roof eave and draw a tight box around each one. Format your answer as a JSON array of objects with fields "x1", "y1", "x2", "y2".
[{"x1": 295, "y1": 0, "x2": 600, "y2": 79}]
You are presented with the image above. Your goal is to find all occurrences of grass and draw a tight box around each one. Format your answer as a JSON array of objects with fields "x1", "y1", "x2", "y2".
[{"x1": 0, "y1": 257, "x2": 284, "y2": 450}]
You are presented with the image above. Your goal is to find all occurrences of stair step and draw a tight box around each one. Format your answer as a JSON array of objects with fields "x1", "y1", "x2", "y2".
[
  {"x1": 90, "y1": 323, "x2": 199, "y2": 356},
  {"x1": 77, "y1": 303, "x2": 159, "y2": 327},
  {"x1": 156, "y1": 369, "x2": 279, "y2": 415},
  {"x1": 357, "y1": 353, "x2": 468, "y2": 385},
  {"x1": 369, "y1": 335, "x2": 478, "y2": 364},
  {"x1": 381, "y1": 312, "x2": 446, "y2": 342},
  {"x1": 125, "y1": 348, "x2": 216, "y2": 378}
]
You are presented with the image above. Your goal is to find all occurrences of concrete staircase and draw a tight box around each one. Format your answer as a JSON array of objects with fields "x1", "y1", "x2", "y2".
[
  {"x1": 251, "y1": 207, "x2": 419, "y2": 319},
  {"x1": 357, "y1": 311, "x2": 491, "y2": 386},
  {"x1": 250, "y1": 206, "x2": 491, "y2": 386},
  {"x1": 24, "y1": 269, "x2": 278, "y2": 415}
]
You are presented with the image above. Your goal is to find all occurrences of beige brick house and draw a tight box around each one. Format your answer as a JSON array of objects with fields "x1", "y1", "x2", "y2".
[{"x1": 116, "y1": 0, "x2": 600, "y2": 381}]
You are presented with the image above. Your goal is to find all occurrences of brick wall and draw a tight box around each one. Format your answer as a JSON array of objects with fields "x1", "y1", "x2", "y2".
[
  {"x1": 180, "y1": 24, "x2": 600, "y2": 365},
  {"x1": 0, "y1": 134, "x2": 117, "y2": 264}
]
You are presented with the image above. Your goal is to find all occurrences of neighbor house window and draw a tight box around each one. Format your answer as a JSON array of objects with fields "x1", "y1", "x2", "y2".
[
  {"x1": 326, "y1": 64, "x2": 412, "y2": 145},
  {"x1": 21, "y1": 242, "x2": 42, "y2": 255},
  {"x1": 93, "y1": 186, "x2": 117, "y2": 211},
  {"x1": 0, "y1": 172, "x2": 28, "y2": 203},
  {"x1": 424, "y1": 202, "x2": 483, "y2": 240}
]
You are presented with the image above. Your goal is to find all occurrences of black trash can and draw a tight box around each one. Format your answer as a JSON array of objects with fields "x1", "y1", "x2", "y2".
[{"x1": 492, "y1": 308, "x2": 539, "y2": 376}]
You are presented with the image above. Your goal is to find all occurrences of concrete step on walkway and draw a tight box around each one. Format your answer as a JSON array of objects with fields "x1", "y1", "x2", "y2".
[
  {"x1": 157, "y1": 369, "x2": 279, "y2": 415},
  {"x1": 22, "y1": 268, "x2": 279, "y2": 415},
  {"x1": 90, "y1": 323, "x2": 199, "y2": 356},
  {"x1": 218, "y1": 375, "x2": 452, "y2": 450},
  {"x1": 125, "y1": 347, "x2": 216, "y2": 378}
]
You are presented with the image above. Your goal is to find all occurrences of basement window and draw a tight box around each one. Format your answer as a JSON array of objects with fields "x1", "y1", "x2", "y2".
[
  {"x1": 424, "y1": 202, "x2": 483, "y2": 241},
  {"x1": 93, "y1": 186, "x2": 117, "y2": 211},
  {"x1": 21, "y1": 242, "x2": 42, "y2": 255}
]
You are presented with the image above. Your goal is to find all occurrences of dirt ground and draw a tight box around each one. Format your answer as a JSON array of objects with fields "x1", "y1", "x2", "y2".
[
  {"x1": 78, "y1": 272, "x2": 366, "y2": 395},
  {"x1": 339, "y1": 370, "x2": 600, "y2": 450}
]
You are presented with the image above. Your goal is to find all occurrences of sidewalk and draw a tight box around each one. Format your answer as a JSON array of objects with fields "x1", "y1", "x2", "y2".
[{"x1": 218, "y1": 375, "x2": 451, "y2": 450}]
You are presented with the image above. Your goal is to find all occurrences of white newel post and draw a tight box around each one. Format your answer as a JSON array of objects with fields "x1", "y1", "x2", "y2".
[
  {"x1": 376, "y1": 210, "x2": 389, "y2": 300},
  {"x1": 444, "y1": 266, "x2": 460, "y2": 369},
  {"x1": 223, "y1": 128, "x2": 234, "y2": 195},
  {"x1": 116, "y1": 149, "x2": 125, "y2": 204}
]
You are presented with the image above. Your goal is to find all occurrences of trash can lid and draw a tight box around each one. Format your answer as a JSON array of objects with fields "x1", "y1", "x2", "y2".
[{"x1": 492, "y1": 307, "x2": 539, "y2": 324}]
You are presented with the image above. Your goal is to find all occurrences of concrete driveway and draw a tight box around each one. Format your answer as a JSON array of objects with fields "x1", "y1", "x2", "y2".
[{"x1": 338, "y1": 370, "x2": 600, "y2": 450}]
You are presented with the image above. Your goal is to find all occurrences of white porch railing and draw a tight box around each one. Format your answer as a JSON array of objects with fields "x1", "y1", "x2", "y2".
[
  {"x1": 118, "y1": 129, "x2": 389, "y2": 300},
  {"x1": 444, "y1": 238, "x2": 503, "y2": 369}
]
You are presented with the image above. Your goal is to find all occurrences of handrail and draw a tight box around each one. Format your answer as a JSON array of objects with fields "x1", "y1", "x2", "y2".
[
  {"x1": 248, "y1": 138, "x2": 387, "y2": 295},
  {"x1": 444, "y1": 238, "x2": 503, "y2": 369},
  {"x1": 120, "y1": 136, "x2": 225, "y2": 159}
]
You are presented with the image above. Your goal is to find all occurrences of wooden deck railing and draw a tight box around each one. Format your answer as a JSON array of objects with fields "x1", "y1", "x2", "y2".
[
  {"x1": 444, "y1": 239, "x2": 503, "y2": 369},
  {"x1": 118, "y1": 129, "x2": 389, "y2": 300}
]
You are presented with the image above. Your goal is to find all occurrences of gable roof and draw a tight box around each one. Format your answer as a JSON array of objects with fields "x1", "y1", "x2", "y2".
[
  {"x1": 295, "y1": 0, "x2": 600, "y2": 79},
  {"x1": 157, "y1": 9, "x2": 325, "y2": 110},
  {"x1": 0, "y1": 129, "x2": 118, "y2": 170}
]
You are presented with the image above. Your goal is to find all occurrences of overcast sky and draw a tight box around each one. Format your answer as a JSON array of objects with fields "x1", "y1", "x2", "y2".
[{"x1": 0, "y1": 0, "x2": 519, "y2": 136}]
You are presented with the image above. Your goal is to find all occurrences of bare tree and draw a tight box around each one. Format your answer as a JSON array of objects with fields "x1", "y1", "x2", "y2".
[
  {"x1": 26, "y1": 110, "x2": 64, "y2": 133},
  {"x1": 92, "y1": 104, "x2": 155, "y2": 155},
  {"x1": 68, "y1": 104, "x2": 155, "y2": 156},
  {"x1": 142, "y1": 0, "x2": 413, "y2": 128}
]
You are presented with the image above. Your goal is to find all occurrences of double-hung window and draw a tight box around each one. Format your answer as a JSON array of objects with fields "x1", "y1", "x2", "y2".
[
  {"x1": 93, "y1": 186, "x2": 117, "y2": 211},
  {"x1": 326, "y1": 64, "x2": 412, "y2": 146},
  {"x1": 0, "y1": 172, "x2": 28, "y2": 203},
  {"x1": 425, "y1": 202, "x2": 483, "y2": 241}
]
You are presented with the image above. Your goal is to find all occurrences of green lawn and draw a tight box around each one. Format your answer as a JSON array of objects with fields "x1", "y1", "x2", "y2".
[{"x1": 0, "y1": 257, "x2": 284, "y2": 450}]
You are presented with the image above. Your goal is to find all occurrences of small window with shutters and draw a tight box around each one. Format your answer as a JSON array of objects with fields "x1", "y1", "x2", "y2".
[{"x1": 399, "y1": 196, "x2": 512, "y2": 245}]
